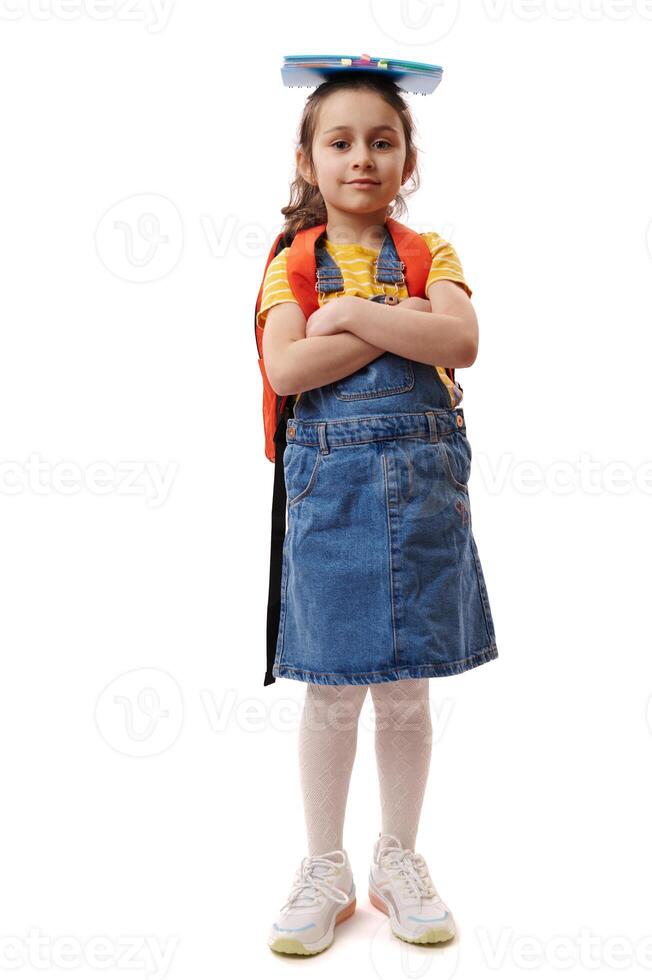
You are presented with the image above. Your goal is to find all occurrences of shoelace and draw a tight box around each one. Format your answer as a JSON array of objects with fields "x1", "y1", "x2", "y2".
[
  {"x1": 280, "y1": 853, "x2": 350, "y2": 913},
  {"x1": 379, "y1": 844, "x2": 438, "y2": 900}
]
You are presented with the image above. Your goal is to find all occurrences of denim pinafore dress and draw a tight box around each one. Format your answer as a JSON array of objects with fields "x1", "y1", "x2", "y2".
[{"x1": 271, "y1": 229, "x2": 499, "y2": 685}]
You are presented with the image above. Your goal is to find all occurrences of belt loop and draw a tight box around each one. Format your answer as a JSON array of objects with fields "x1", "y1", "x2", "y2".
[
  {"x1": 425, "y1": 411, "x2": 439, "y2": 443},
  {"x1": 317, "y1": 422, "x2": 330, "y2": 455}
]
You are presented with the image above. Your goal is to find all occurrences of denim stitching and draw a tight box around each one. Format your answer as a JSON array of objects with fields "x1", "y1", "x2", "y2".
[
  {"x1": 438, "y1": 440, "x2": 469, "y2": 493},
  {"x1": 287, "y1": 449, "x2": 323, "y2": 508},
  {"x1": 381, "y1": 452, "x2": 400, "y2": 668},
  {"x1": 294, "y1": 408, "x2": 464, "y2": 424},
  {"x1": 332, "y1": 359, "x2": 415, "y2": 401},
  {"x1": 469, "y1": 535, "x2": 495, "y2": 643},
  {"x1": 287, "y1": 429, "x2": 461, "y2": 450},
  {"x1": 272, "y1": 644, "x2": 499, "y2": 683}
]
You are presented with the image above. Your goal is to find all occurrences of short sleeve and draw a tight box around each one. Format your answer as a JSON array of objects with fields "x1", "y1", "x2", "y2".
[
  {"x1": 256, "y1": 247, "x2": 299, "y2": 330},
  {"x1": 421, "y1": 232, "x2": 472, "y2": 299}
]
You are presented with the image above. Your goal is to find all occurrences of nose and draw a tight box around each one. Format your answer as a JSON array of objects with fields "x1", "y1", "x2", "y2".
[{"x1": 351, "y1": 143, "x2": 374, "y2": 170}]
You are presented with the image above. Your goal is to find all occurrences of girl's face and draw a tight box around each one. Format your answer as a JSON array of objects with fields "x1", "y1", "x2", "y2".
[{"x1": 298, "y1": 88, "x2": 414, "y2": 226}]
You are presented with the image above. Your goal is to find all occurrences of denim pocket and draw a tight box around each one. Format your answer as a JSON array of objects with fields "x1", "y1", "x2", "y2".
[
  {"x1": 284, "y1": 443, "x2": 323, "y2": 507},
  {"x1": 438, "y1": 430, "x2": 472, "y2": 492},
  {"x1": 331, "y1": 352, "x2": 415, "y2": 401}
]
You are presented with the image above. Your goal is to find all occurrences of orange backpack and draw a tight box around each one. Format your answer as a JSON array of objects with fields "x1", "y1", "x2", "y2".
[{"x1": 254, "y1": 217, "x2": 460, "y2": 463}]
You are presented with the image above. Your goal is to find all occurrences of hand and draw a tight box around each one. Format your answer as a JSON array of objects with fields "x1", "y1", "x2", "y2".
[
  {"x1": 397, "y1": 296, "x2": 432, "y2": 313},
  {"x1": 305, "y1": 296, "x2": 356, "y2": 338}
]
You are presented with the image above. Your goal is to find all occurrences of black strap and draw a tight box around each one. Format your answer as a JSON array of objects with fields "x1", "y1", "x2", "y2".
[{"x1": 263, "y1": 398, "x2": 295, "y2": 686}]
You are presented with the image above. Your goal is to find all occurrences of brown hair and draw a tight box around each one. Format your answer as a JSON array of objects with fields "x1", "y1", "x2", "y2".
[{"x1": 280, "y1": 72, "x2": 422, "y2": 241}]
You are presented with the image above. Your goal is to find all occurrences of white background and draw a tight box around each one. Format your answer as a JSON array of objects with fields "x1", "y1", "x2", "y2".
[{"x1": 1, "y1": 1, "x2": 651, "y2": 978}]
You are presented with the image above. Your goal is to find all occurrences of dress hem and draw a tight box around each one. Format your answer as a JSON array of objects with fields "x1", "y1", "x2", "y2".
[{"x1": 272, "y1": 644, "x2": 498, "y2": 686}]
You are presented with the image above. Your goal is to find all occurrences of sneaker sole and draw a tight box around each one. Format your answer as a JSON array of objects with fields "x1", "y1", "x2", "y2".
[
  {"x1": 368, "y1": 881, "x2": 456, "y2": 945},
  {"x1": 268, "y1": 895, "x2": 356, "y2": 955}
]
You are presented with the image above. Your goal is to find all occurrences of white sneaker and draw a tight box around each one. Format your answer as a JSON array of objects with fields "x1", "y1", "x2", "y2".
[
  {"x1": 368, "y1": 833, "x2": 456, "y2": 945},
  {"x1": 268, "y1": 849, "x2": 356, "y2": 955}
]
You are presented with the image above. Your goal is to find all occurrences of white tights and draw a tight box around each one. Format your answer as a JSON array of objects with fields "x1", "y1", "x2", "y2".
[{"x1": 297, "y1": 678, "x2": 432, "y2": 856}]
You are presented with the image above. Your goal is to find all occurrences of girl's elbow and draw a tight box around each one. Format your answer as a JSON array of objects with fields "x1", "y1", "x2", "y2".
[
  {"x1": 268, "y1": 371, "x2": 291, "y2": 396},
  {"x1": 263, "y1": 336, "x2": 299, "y2": 395},
  {"x1": 263, "y1": 348, "x2": 292, "y2": 396},
  {"x1": 267, "y1": 364, "x2": 296, "y2": 396},
  {"x1": 459, "y1": 320, "x2": 479, "y2": 367},
  {"x1": 459, "y1": 340, "x2": 478, "y2": 368}
]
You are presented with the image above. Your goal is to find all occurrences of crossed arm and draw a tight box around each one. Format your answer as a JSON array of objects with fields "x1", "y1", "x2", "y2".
[{"x1": 262, "y1": 280, "x2": 479, "y2": 396}]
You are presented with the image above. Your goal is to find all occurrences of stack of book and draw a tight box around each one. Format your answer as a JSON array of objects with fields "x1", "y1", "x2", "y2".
[{"x1": 281, "y1": 53, "x2": 444, "y2": 96}]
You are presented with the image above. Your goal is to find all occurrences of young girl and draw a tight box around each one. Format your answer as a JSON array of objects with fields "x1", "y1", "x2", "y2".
[{"x1": 258, "y1": 68, "x2": 499, "y2": 955}]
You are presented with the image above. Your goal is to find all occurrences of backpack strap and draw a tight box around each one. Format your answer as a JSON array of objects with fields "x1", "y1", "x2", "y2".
[
  {"x1": 286, "y1": 222, "x2": 328, "y2": 318},
  {"x1": 384, "y1": 217, "x2": 433, "y2": 297},
  {"x1": 255, "y1": 231, "x2": 296, "y2": 464},
  {"x1": 255, "y1": 230, "x2": 291, "y2": 359}
]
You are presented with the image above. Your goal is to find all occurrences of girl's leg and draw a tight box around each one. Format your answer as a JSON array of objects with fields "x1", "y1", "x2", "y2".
[
  {"x1": 298, "y1": 682, "x2": 369, "y2": 856},
  {"x1": 369, "y1": 678, "x2": 433, "y2": 852}
]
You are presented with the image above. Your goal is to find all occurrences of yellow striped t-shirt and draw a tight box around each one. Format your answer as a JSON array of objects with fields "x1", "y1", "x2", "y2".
[{"x1": 257, "y1": 231, "x2": 472, "y2": 407}]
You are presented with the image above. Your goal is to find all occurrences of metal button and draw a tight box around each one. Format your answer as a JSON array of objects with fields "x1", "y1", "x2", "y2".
[
  {"x1": 287, "y1": 424, "x2": 296, "y2": 439},
  {"x1": 456, "y1": 414, "x2": 463, "y2": 427}
]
